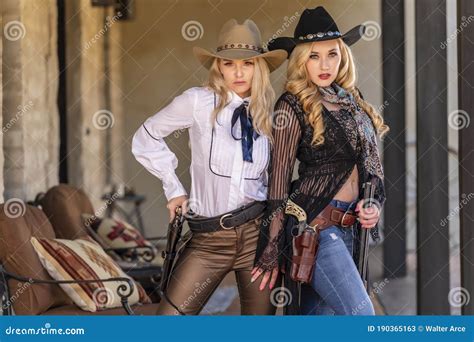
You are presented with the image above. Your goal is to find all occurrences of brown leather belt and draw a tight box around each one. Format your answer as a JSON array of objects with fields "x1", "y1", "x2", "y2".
[{"x1": 309, "y1": 204, "x2": 358, "y2": 230}]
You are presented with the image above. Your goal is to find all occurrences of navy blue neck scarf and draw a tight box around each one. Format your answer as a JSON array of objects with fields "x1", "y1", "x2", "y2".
[{"x1": 231, "y1": 101, "x2": 260, "y2": 163}]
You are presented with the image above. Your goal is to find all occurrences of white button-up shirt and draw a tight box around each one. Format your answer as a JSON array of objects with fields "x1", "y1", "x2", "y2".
[{"x1": 131, "y1": 87, "x2": 270, "y2": 217}]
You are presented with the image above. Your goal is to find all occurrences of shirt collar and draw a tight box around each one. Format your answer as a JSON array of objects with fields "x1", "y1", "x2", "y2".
[{"x1": 228, "y1": 90, "x2": 251, "y2": 108}]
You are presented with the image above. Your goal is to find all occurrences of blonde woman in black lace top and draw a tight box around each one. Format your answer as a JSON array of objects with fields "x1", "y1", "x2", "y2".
[{"x1": 250, "y1": 7, "x2": 389, "y2": 315}]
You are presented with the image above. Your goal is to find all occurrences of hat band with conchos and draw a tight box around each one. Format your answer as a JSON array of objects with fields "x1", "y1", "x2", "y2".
[
  {"x1": 216, "y1": 43, "x2": 264, "y2": 53},
  {"x1": 298, "y1": 31, "x2": 342, "y2": 41}
]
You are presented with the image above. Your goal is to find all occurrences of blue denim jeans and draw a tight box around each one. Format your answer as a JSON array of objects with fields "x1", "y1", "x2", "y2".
[{"x1": 300, "y1": 199, "x2": 375, "y2": 315}]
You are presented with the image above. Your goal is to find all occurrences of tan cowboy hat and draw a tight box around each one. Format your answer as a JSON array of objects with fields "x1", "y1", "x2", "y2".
[{"x1": 193, "y1": 19, "x2": 287, "y2": 72}]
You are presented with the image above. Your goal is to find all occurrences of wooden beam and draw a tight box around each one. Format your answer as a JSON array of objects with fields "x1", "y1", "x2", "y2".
[
  {"x1": 57, "y1": 0, "x2": 68, "y2": 183},
  {"x1": 457, "y1": 0, "x2": 474, "y2": 316},
  {"x1": 382, "y1": 0, "x2": 407, "y2": 279},
  {"x1": 415, "y1": 0, "x2": 450, "y2": 314}
]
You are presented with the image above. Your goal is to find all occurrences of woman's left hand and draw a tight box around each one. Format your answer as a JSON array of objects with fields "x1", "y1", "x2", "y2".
[
  {"x1": 250, "y1": 266, "x2": 279, "y2": 291},
  {"x1": 355, "y1": 200, "x2": 380, "y2": 229}
]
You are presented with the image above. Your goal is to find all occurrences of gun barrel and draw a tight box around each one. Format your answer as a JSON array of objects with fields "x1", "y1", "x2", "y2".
[
  {"x1": 357, "y1": 181, "x2": 375, "y2": 290},
  {"x1": 160, "y1": 207, "x2": 184, "y2": 292}
]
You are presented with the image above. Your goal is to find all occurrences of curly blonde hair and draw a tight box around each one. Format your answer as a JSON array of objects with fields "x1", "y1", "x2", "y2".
[
  {"x1": 205, "y1": 58, "x2": 275, "y2": 140},
  {"x1": 286, "y1": 39, "x2": 389, "y2": 145}
]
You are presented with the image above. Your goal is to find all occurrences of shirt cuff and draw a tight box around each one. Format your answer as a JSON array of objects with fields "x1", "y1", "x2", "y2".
[{"x1": 162, "y1": 173, "x2": 187, "y2": 201}]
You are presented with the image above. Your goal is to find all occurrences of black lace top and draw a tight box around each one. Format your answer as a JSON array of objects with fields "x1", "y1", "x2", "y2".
[{"x1": 254, "y1": 91, "x2": 386, "y2": 272}]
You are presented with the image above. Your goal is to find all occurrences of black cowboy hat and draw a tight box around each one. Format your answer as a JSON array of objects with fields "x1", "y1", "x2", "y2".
[{"x1": 268, "y1": 6, "x2": 366, "y2": 56}]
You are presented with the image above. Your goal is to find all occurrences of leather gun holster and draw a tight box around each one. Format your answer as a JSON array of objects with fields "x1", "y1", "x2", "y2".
[
  {"x1": 288, "y1": 201, "x2": 358, "y2": 284},
  {"x1": 290, "y1": 228, "x2": 318, "y2": 283}
]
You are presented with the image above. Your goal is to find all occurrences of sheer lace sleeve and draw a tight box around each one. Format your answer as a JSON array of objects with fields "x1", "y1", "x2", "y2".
[
  {"x1": 254, "y1": 98, "x2": 302, "y2": 270},
  {"x1": 373, "y1": 175, "x2": 386, "y2": 208}
]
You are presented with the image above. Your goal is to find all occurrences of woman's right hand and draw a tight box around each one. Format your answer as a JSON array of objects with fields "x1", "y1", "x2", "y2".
[{"x1": 167, "y1": 195, "x2": 188, "y2": 222}]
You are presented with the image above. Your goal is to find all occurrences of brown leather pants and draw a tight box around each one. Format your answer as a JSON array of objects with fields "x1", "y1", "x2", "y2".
[{"x1": 156, "y1": 216, "x2": 279, "y2": 315}]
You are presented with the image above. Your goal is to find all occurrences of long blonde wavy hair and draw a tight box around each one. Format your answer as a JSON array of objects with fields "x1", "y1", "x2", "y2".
[
  {"x1": 286, "y1": 39, "x2": 389, "y2": 145},
  {"x1": 205, "y1": 57, "x2": 275, "y2": 140}
]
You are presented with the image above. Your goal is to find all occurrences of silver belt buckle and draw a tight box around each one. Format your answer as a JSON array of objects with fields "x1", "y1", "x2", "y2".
[{"x1": 219, "y1": 213, "x2": 235, "y2": 230}]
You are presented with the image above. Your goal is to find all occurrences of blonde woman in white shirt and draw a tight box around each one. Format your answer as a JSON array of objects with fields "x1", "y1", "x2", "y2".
[{"x1": 132, "y1": 19, "x2": 286, "y2": 315}]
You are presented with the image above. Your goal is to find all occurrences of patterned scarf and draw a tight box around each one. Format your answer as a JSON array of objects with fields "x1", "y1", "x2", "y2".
[{"x1": 318, "y1": 82, "x2": 384, "y2": 181}]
